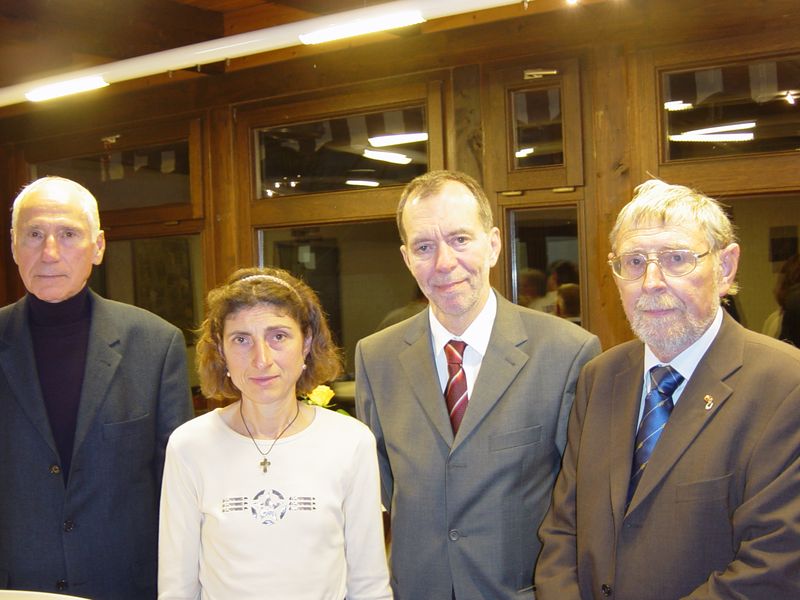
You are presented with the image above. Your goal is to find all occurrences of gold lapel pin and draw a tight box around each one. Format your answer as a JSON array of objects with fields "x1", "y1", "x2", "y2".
[{"x1": 703, "y1": 394, "x2": 714, "y2": 411}]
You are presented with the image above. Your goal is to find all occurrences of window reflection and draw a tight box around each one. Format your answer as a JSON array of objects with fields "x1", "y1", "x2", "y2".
[
  {"x1": 89, "y1": 233, "x2": 206, "y2": 390},
  {"x1": 662, "y1": 56, "x2": 800, "y2": 161},
  {"x1": 509, "y1": 206, "x2": 582, "y2": 326},
  {"x1": 511, "y1": 87, "x2": 564, "y2": 168},
  {"x1": 31, "y1": 141, "x2": 191, "y2": 211},
  {"x1": 254, "y1": 107, "x2": 428, "y2": 198}
]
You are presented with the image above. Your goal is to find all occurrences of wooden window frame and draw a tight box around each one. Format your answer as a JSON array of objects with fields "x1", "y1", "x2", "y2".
[
  {"x1": 20, "y1": 115, "x2": 205, "y2": 233},
  {"x1": 635, "y1": 32, "x2": 800, "y2": 195},
  {"x1": 234, "y1": 79, "x2": 446, "y2": 265},
  {"x1": 485, "y1": 56, "x2": 584, "y2": 192}
]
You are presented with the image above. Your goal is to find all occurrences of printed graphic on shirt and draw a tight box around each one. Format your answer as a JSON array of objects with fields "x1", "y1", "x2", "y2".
[{"x1": 222, "y1": 489, "x2": 316, "y2": 525}]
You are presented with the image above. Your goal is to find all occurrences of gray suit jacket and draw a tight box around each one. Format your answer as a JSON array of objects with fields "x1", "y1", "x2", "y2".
[
  {"x1": 355, "y1": 292, "x2": 600, "y2": 600},
  {"x1": 536, "y1": 313, "x2": 800, "y2": 599},
  {"x1": 0, "y1": 291, "x2": 193, "y2": 600}
]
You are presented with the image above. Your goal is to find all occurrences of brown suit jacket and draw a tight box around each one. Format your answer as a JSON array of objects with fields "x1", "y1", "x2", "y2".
[{"x1": 536, "y1": 313, "x2": 800, "y2": 600}]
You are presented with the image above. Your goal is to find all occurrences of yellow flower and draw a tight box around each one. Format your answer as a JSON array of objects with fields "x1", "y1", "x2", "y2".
[{"x1": 305, "y1": 384, "x2": 335, "y2": 408}]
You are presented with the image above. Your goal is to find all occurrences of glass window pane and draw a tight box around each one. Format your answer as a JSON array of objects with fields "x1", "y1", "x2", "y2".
[
  {"x1": 257, "y1": 220, "x2": 420, "y2": 409},
  {"x1": 254, "y1": 107, "x2": 428, "y2": 198},
  {"x1": 662, "y1": 56, "x2": 800, "y2": 161},
  {"x1": 31, "y1": 141, "x2": 191, "y2": 211},
  {"x1": 511, "y1": 87, "x2": 564, "y2": 168},
  {"x1": 509, "y1": 206, "x2": 582, "y2": 327},
  {"x1": 89, "y1": 233, "x2": 205, "y2": 383},
  {"x1": 725, "y1": 194, "x2": 800, "y2": 348}
]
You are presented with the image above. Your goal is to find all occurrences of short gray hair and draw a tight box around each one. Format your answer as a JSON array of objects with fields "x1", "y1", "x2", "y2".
[
  {"x1": 11, "y1": 176, "x2": 101, "y2": 242},
  {"x1": 610, "y1": 178, "x2": 738, "y2": 294}
]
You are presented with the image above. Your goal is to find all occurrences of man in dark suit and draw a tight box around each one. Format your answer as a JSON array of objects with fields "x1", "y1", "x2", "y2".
[
  {"x1": 536, "y1": 179, "x2": 800, "y2": 599},
  {"x1": 0, "y1": 176, "x2": 193, "y2": 599},
  {"x1": 355, "y1": 170, "x2": 600, "y2": 599}
]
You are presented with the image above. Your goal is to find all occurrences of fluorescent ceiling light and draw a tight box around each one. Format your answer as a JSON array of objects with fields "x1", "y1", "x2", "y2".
[
  {"x1": 0, "y1": 0, "x2": 518, "y2": 108},
  {"x1": 346, "y1": 179, "x2": 380, "y2": 187},
  {"x1": 515, "y1": 147, "x2": 535, "y2": 158},
  {"x1": 669, "y1": 133, "x2": 754, "y2": 143},
  {"x1": 299, "y1": 10, "x2": 425, "y2": 45},
  {"x1": 664, "y1": 100, "x2": 694, "y2": 111},
  {"x1": 368, "y1": 132, "x2": 429, "y2": 147},
  {"x1": 25, "y1": 76, "x2": 109, "y2": 102},
  {"x1": 363, "y1": 148, "x2": 412, "y2": 164}
]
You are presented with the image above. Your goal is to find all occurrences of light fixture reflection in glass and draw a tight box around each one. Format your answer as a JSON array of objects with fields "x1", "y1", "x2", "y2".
[
  {"x1": 368, "y1": 132, "x2": 429, "y2": 147},
  {"x1": 664, "y1": 100, "x2": 694, "y2": 111},
  {"x1": 346, "y1": 179, "x2": 380, "y2": 187},
  {"x1": 669, "y1": 133, "x2": 754, "y2": 143},
  {"x1": 515, "y1": 147, "x2": 535, "y2": 158},
  {"x1": 299, "y1": 10, "x2": 425, "y2": 44},
  {"x1": 786, "y1": 91, "x2": 797, "y2": 105},
  {"x1": 669, "y1": 121, "x2": 756, "y2": 143},
  {"x1": 25, "y1": 75, "x2": 109, "y2": 102},
  {"x1": 363, "y1": 148, "x2": 412, "y2": 165},
  {"x1": 685, "y1": 122, "x2": 756, "y2": 135}
]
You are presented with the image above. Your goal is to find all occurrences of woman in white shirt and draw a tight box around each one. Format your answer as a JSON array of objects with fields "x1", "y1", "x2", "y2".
[{"x1": 158, "y1": 267, "x2": 392, "y2": 600}]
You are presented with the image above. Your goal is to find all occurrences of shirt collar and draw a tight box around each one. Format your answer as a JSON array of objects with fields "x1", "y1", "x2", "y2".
[{"x1": 429, "y1": 289, "x2": 497, "y2": 358}]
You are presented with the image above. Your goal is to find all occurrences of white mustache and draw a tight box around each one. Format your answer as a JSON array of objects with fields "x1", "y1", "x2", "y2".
[{"x1": 634, "y1": 294, "x2": 684, "y2": 312}]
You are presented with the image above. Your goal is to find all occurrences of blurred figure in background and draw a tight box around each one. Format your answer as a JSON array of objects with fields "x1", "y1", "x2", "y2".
[
  {"x1": 530, "y1": 260, "x2": 579, "y2": 314},
  {"x1": 555, "y1": 283, "x2": 581, "y2": 326},
  {"x1": 762, "y1": 253, "x2": 800, "y2": 339}
]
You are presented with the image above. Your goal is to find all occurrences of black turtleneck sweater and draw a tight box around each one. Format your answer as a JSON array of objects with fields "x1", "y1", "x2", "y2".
[{"x1": 28, "y1": 286, "x2": 92, "y2": 482}]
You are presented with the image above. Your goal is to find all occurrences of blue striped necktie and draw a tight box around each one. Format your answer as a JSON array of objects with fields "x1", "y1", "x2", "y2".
[{"x1": 628, "y1": 365, "x2": 684, "y2": 504}]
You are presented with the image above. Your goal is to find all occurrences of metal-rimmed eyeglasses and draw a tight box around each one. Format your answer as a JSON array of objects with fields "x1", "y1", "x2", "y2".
[{"x1": 608, "y1": 249, "x2": 711, "y2": 280}]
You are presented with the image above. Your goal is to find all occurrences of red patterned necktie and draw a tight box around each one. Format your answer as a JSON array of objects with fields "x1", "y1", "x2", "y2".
[{"x1": 444, "y1": 340, "x2": 469, "y2": 433}]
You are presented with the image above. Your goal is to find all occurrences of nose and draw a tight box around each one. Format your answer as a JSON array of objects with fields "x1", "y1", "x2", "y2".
[
  {"x1": 253, "y1": 339, "x2": 273, "y2": 369},
  {"x1": 641, "y1": 259, "x2": 667, "y2": 292},
  {"x1": 434, "y1": 243, "x2": 457, "y2": 272},
  {"x1": 41, "y1": 234, "x2": 60, "y2": 262}
]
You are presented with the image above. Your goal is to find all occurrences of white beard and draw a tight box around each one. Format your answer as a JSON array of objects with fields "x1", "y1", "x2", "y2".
[{"x1": 629, "y1": 292, "x2": 717, "y2": 360}]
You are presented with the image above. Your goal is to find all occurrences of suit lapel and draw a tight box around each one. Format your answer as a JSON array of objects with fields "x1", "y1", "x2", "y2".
[
  {"x1": 626, "y1": 313, "x2": 742, "y2": 515},
  {"x1": 453, "y1": 295, "x2": 528, "y2": 451},
  {"x1": 0, "y1": 297, "x2": 57, "y2": 453},
  {"x1": 72, "y1": 293, "x2": 122, "y2": 458},
  {"x1": 399, "y1": 311, "x2": 454, "y2": 445},
  {"x1": 610, "y1": 344, "x2": 645, "y2": 523}
]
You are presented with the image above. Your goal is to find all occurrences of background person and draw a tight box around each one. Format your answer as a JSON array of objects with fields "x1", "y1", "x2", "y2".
[
  {"x1": 762, "y1": 253, "x2": 800, "y2": 340},
  {"x1": 536, "y1": 179, "x2": 800, "y2": 599},
  {"x1": 159, "y1": 267, "x2": 391, "y2": 600},
  {"x1": 355, "y1": 170, "x2": 600, "y2": 599},
  {"x1": 0, "y1": 176, "x2": 193, "y2": 599},
  {"x1": 529, "y1": 259, "x2": 579, "y2": 313}
]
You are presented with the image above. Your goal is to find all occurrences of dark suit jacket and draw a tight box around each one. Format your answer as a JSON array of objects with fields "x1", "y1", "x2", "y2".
[
  {"x1": 536, "y1": 313, "x2": 800, "y2": 599},
  {"x1": 355, "y1": 292, "x2": 600, "y2": 600},
  {"x1": 0, "y1": 291, "x2": 193, "y2": 600}
]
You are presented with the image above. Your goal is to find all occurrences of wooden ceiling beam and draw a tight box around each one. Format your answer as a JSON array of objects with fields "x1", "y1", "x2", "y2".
[{"x1": 0, "y1": 0, "x2": 224, "y2": 84}]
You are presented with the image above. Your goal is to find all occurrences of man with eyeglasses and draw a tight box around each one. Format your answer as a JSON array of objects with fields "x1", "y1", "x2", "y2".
[{"x1": 535, "y1": 179, "x2": 800, "y2": 599}]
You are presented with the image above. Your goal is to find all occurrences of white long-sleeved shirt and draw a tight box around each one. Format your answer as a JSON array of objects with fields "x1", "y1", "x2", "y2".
[{"x1": 159, "y1": 405, "x2": 392, "y2": 600}]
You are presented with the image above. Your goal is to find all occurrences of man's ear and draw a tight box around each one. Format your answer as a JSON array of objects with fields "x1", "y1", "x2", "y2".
[
  {"x1": 10, "y1": 229, "x2": 17, "y2": 265},
  {"x1": 400, "y1": 244, "x2": 411, "y2": 270},
  {"x1": 488, "y1": 227, "x2": 501, "y2": 267},
  {"x1": 93, "y1": 230, "x2": 106, "y2": 266},
  {"x1": 718, "y1": 243, "x2": 740, "y2": 296}
]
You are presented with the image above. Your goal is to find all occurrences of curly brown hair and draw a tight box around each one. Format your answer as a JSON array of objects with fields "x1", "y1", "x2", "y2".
[{"x1": 196, "y1": 267, "x2": 342, "y2": 403}]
